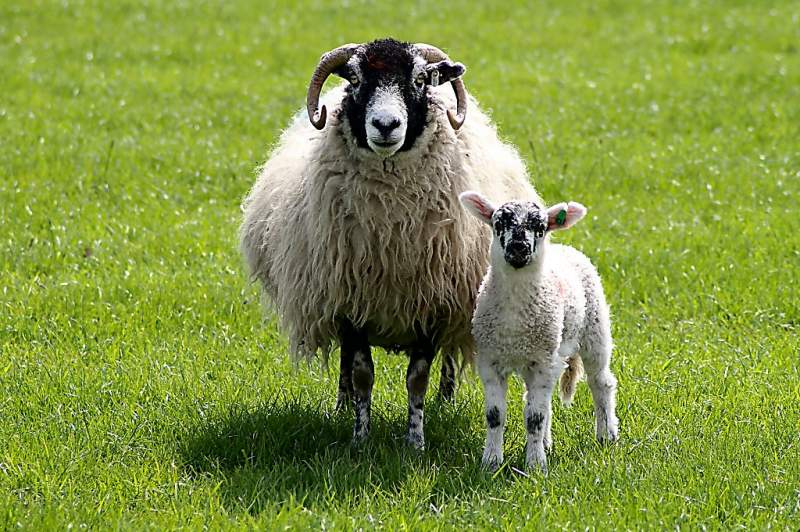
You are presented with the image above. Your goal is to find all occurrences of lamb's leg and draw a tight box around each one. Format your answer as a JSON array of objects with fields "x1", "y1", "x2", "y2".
[
  {"x1": 544, "y1": 407, "x2": 553, "y2": 451},
  {"x1": 582, "y1": 345, "x2": 619, "y2": 442},
  {"x1": 437, "y1": 352, "x2": 457, "y2": 402},
  {"x1": 478, "y1": 359, "x2": 507, "y2": 471},
  {"x1": 405, "y1": 342, "x2": 435, "y2": 450},
  {"x1": 335, "y1": 348, "x2": 354, "y2": 412},
  {"x1": 339, "y1": 321, "x2": 373, "y2": 443},
  {"x1": 522, "y1": 365, "x2": 558, "y2": 473}
]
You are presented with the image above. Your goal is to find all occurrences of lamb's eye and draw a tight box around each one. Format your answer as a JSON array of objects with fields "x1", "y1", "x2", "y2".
[
  {"x1": 415, "y1": 73, "x2": 426, "y2": 87},
  {"x1": 349, "y1": 75, "x2": 360, "y2": 86}
]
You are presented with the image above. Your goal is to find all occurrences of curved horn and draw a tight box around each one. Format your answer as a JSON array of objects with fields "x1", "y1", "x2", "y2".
[
  {"x1": 306, "y1": 43, "x2": 361, "y2": 130},
  {"x1": 414, "y1": 43, "x2": 467, "y2": 130}
]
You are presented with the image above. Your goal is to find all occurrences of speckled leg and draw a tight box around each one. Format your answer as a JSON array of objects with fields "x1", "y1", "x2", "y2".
[
  {"x1": 478, "y1": 358, "x2": 507, "y2": 471},
  {"x1": 335, "y1": 348, "x2": 354, "y2": 412},
  {"x1": 339, "y1": 321, "x2": 373, "y2": 444},
  {"x1": 406, "y1": 342, "x2": 435, "y2": 450},
  {"x1": 437, "y1": 353, "x2": 457, "y2": 402},
  {"x1": 522, "y1": 365, "x2": 558, "y2": 473}
]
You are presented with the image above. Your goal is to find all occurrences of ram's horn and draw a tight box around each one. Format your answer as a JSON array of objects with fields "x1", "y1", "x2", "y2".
[
  {"x1": 306, "y1": 43, "x2": 361, "y2": 129},
  {"x1": 414, "y1": 43, "x2": 467, "y2": 130}
]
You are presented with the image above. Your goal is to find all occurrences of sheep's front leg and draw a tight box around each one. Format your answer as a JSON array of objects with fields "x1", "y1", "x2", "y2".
[
  {"x1": 522, "y1": 364, "x2": 558, "y2": 473},
  {"x1": 478, "y1": 359, "x2": 507, "y2": 471},
  {"x1": 437, "y1": 352, "x2": 457, "y2": 402},
  {"x1": 335, "y1": 348, "x2": 354, "y2": 412},
  {"x1": 406, "y1": 343, "x2": 435, "y2": 450},
  {"x1": 339, "y1": 322, "x2": 373, "y2": 443}
]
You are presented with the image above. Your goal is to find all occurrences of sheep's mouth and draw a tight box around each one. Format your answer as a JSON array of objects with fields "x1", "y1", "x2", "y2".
[{"x1": 367, "y1": 138, "x2": 403, "y2": 157}]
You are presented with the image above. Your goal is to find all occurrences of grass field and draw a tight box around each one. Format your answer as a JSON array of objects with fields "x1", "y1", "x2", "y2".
[{"x1": 2, "y1": 0, "x2": 799, "y2": 528}]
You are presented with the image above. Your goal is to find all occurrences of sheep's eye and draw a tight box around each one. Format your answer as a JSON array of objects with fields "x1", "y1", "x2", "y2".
[
  {"x1": 349, "y1": 75, "x2": 360, "y2": 86},
  {"x1": 415, "y1": 73, "x2": 426, "y2": 87}
]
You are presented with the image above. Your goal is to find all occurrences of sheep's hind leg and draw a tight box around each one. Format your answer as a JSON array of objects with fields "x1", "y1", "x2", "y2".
[
  {"x1": 437, "y1": 352, "x2": 457, "y2": 402},
  {"x1": 405, "y1": 341, "x2": 435, "y2": 450},
  {"x1": 335, "y1": 348, "x2": 354, "y2": 412},
  {"x1": 339, "y1": 322, "x2": 374, "y2": 444}
]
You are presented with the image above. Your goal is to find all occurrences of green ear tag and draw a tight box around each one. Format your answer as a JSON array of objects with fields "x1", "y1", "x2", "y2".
[{"x1": 555, "y1": 209, "x2": 567, "y2": 226}]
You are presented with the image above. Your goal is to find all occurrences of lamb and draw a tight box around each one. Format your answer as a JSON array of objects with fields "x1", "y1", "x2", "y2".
[
  {"x1": 240, "y1": 38, "x2": 540, "y2": 449},
  {"x1": 459, "y1": 191, "x2": 619, "y2": 472}
]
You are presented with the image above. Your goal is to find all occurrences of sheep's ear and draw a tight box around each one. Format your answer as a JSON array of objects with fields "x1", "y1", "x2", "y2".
[
  {"x1": 547, "y1": 202, "x2": 586, "y2": 231},
  {"x1": 459, "y1": 191, "x2": 495, "y2": 225},
  {"x1": 425, "y1": 60, "x2": 466, "y2": 86}
]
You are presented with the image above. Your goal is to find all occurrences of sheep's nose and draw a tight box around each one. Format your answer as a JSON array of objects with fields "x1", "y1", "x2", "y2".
[{"x1": 371, "y1": 117, "x2": 401, "y2": 137}]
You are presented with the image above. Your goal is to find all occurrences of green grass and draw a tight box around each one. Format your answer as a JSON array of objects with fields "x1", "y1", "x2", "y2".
[{"x1": 2, "y1": 0, "x2": 799, "y2": 528}]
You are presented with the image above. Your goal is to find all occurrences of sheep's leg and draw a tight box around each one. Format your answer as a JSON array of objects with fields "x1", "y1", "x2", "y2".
[
  {"x1": 437, "y1": 352, "x2": 457, "y2": 402},
  {"x1": 581, "y1": 346, "x2": 619, "y2": 442},
  {"x1": 405, "y1": 342, "x2": 435, "y2": 450},
  {"x1": 339, "y1": 322, "x2": 373, "y2": 443},
  {"x1": 522, "y1": 364, "x2": 558, "y2": 473},
  {"x1": 478, "y1": 359, "x2": 507, "y2": 471},
  {"x1": 335, "y1": 348, "x2": 355, "y2": 412}
]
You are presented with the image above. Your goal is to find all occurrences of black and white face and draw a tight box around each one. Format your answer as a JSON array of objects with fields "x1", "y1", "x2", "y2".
[
  {"x1": 335, "y1": 39, "x2": 465, "y2": 158},
  {"x1": 459, "y1": 190, "x2": 587, "y2": 271},
  {"x1": 490, "y1": 202, "x2": 548, "y2": 269}
]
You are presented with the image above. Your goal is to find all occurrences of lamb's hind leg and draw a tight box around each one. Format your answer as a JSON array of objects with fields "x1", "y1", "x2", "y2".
[
  {"x1": 406, "y1": 340, "x2": 435, "y2": 450},
  {"x1": 581, "y1": 340, "x2": 619, "y2": 442},
  {"x1": 339, "y1": 321, "x2": 374, "y2": 443}
]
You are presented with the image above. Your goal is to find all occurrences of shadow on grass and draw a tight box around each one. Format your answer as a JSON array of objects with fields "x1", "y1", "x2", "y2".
[{"x1": 177, "y1": 394, "x2": 488, "y2": 515}]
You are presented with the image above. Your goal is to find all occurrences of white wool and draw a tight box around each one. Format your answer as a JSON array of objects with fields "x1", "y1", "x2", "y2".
[
  {"x1": 240, "y1": 83, "x2": 539, "y2": 362},
  {"x1": 471, "y1": 237, "x2": 619, "y2": 472}
]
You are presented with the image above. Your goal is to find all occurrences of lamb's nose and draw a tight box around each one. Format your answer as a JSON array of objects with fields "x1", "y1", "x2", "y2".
[
  {"x1": 507, "y1": 241, "x2": 529, "y2": 255},
  {"x1": 371, "y1": 117, "x2": 401, "y2": 137}
]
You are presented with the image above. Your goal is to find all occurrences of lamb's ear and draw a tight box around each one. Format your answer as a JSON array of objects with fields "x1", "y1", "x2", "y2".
[
  {"x1": 459, "y1": 191, "x2": 495, "y2": 225},
  {"x1": 547, "y1": 202, "x2": 587, "y2": 231}
]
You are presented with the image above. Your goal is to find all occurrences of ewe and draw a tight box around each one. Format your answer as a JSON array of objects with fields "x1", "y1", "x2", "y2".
[
  {"x1": 460, "y1": 191, "x2": 619, "y2": 472},
  {"x1": 240, "y1": 39, "x2": 539, "y2": 448}
]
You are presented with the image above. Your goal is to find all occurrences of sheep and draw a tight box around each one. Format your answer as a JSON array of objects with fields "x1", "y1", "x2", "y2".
[
  {"x1": 240, "y1": 38, "x2": 540, "y2": 449},
  {"x1": 459, "y1": 191, "x2": 619, "y2": 473}
]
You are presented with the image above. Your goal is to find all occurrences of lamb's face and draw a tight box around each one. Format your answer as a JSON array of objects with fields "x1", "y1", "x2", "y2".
[
  {"x1": 335, "y1": 39, "x2": 465, "y2": 158},
  {"x1": 459, "y1": 191, "x2": 588, "y2": 270},
  {"x1": 490, "y1": 201, "x2": 548, "y2": 269}
]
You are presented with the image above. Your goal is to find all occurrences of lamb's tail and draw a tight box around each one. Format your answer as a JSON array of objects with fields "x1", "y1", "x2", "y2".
[{"x1": 559, "y1": 355, "x2": 584, "y2": 406}]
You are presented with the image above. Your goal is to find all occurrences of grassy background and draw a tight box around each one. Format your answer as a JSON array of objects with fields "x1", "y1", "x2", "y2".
[{"x1": 2, "y1": 0, "x2": 799, "y2": 528}]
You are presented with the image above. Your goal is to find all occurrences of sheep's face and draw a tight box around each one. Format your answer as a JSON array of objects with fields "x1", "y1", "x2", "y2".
[
  {"x1": 459, "y1": 191, "x2": 588, "y2": 271},
  {"x1": 335, "y1": 39, "x2": 465, "y2": 158}
]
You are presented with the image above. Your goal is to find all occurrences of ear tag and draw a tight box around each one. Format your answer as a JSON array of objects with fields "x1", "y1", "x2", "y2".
[
  {"x1": 430, "y1": 70, "x2": 440, "y2": 87},
  {"x1": 556, "y1": 209, "x2": 567, "y2": 226}
]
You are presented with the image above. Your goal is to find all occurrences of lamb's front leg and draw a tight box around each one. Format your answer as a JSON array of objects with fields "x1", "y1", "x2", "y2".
[
  {"x1": 405, "y1": 342, "x2": 435, "y2": 450},
  {"x1": 478, "y1": 359, "x2": 507, "y2": 471},
  {"x1": 522, "y1": 363, "x2": 558, "y2": 473}
]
